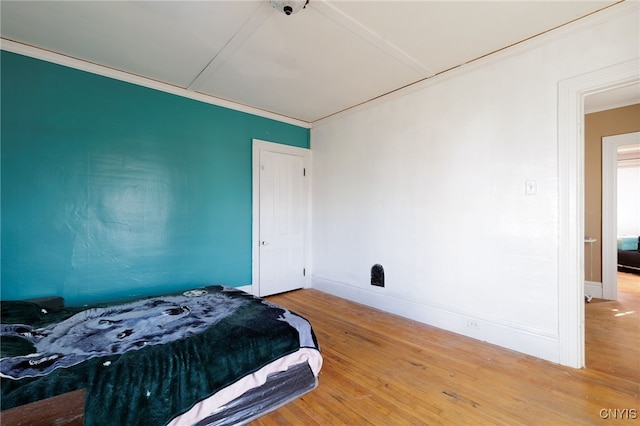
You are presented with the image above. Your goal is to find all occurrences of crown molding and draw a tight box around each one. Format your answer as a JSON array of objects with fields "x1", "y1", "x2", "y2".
[
  {"x1": 0, "y1": 38, "x2": 313, "y2": 129},
  {"x1": 313, "y1": 0, "x2": 638, "y2": 127}
]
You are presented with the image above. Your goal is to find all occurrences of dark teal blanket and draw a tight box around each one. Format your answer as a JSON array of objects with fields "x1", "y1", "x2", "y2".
[{"x1": 1, "y1": 286, "x2": 319, "y2": 425}]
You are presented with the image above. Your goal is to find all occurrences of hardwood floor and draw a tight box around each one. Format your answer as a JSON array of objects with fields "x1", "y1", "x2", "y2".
[
  {"x1": 618, "y1": 271, "x2": 640, "y2": 295},
  {"x1": 585, "y1": 271, "x2": 640, "y2": 385},
  {"x1": 252, "y1": 288, "x2": 639, "y2": 425}
]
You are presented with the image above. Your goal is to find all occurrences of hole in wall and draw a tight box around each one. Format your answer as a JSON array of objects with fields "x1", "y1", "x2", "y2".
[{"x1": 371, "y1": 264, "x2": 385, "y2": 287}]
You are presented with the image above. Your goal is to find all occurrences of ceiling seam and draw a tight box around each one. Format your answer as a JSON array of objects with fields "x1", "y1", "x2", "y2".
[
  {"x1": 186, "y1": 2, "x2": 274, "y2": 92},
  {"x1": 311, "y1": 0, "x2": 435, "y2": 77}
]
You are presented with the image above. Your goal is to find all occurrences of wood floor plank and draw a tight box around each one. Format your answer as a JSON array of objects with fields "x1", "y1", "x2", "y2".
[
  {"x1": 250, "y1": 287, "x2": 639, "y2": 425},
  {"x1": 585, "y1": 279, "x2": 640, "y2": 386},
  {"x1": 618, "y1": 271, "x2": 640, "y2": 295}
]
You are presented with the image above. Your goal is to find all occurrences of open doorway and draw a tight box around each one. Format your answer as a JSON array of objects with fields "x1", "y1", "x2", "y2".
[
  {"x1": 584, "y1": 112, "x2": 640, "y2": 302},
  {"x1": 583, "y1": 105, "x2": 639, "y2": 381},
  {"x1": 557, "y1": 59, "x2": 639, "y2": 368}
]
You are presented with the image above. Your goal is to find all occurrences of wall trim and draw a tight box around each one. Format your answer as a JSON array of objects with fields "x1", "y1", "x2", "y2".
[
  {"x1": 584, "y1": 281, "x2": 603, "y2": 299},
  {"x1": 236, "y1": 285, "x2": 253, "y2": 294},
  {"x1": 311, "y1": 276, "x2": 560, "y2": 363},
  {"x1": 0, "y1": 38, "x2": 312, "y2": 130}
]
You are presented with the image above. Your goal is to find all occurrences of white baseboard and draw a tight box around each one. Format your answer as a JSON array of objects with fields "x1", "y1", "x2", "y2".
[
  {"x1": 311, "y1": 276, "x2": 560, "y2": 364},
  {"x1": 236, "y1": 284, "x2": 253, "y2": 294},
  {"x1": 584, "y1": 281, "x2": 603, "y2": 299}
]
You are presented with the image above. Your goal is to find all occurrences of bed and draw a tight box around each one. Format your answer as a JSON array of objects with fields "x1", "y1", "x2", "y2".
[
  {"x1": 0, "y1": 285, "x2": 322, "y2": 425},
  {"x1": 618, "y1": 235, "x2": 640, "y2": 275}
]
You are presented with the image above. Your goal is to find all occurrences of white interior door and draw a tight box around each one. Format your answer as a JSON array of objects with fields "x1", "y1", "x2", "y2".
[{"x1": 253, "y1": 141, "x2": 309, "y2": 296}]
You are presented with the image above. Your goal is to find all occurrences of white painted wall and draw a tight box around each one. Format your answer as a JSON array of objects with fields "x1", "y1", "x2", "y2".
[
  {"x1": 618, "y1": 165, "x2": 640, "y2": 236},
  {"x1": 310, "y1": 5, "x2": 639, "y2": 364}
]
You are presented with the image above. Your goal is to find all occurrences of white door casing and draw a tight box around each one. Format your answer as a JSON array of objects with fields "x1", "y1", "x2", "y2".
[
  {"x1": 602, "y1": 132, "x2": 640, "y2": 300},
  {"x1": 557, "y1": 58, "x2": 639, "y2": 368},
  {"x1": 252, "y1": 139, "x2": 311, "y2": 297}
]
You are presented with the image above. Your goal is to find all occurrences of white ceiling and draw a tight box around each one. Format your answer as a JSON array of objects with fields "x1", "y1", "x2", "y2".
[
  {"x1": 1, "y1": 0, "x2": 634, "y2": 125},
  {"x1": 584, "y1": 82, "x2": 640, "y2": 113}
]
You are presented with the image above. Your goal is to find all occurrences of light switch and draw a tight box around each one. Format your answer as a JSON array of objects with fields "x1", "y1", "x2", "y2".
[{"x1": 525, "y1": 180, "x2": 537, "y2": 195}]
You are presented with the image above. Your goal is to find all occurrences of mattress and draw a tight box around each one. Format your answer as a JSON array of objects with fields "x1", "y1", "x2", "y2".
[
  {"x1": 196, "y1": 361, "x2": 317, "y2": 426},
  {"x1": 0, "y1": 286, "x2": 322, "y2": 425}
]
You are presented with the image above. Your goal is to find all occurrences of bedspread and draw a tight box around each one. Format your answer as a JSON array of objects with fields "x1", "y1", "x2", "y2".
[{"x1": 1, "y1": 286, "x2": 321, "y2": 425}]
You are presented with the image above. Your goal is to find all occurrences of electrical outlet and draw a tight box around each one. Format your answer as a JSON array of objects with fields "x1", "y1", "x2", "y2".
[{"x1": 466, "y1": 320, "x2": 479, "y2": 330}]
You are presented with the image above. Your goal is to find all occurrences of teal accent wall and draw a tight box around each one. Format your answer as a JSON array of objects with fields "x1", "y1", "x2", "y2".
[{"x1": 0, "y1": 51, "x2": 309, "y2": 306}]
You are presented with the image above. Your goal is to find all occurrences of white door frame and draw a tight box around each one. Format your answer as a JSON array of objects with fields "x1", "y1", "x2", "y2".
[
  {"x1": 602, "y1": 132, "x2": 640, "y2": 300},
  {"x1": 557, "y1": 58, "x2": 639, "y2": 368},
  {"x1": 252, "y1": 139, "x2": 312, "y2": 297}
]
